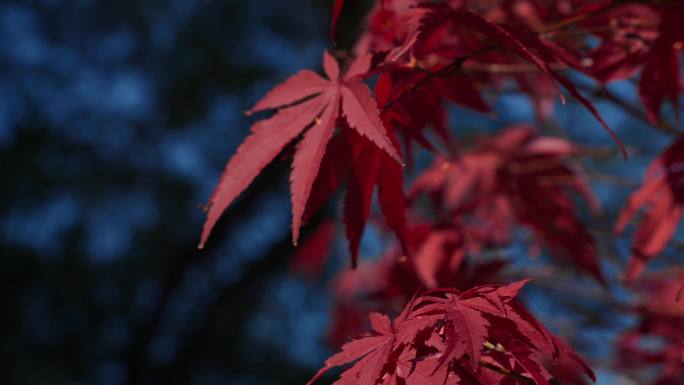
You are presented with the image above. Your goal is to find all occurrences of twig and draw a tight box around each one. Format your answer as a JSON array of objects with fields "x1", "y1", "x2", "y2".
[
  {"x1": 381, "y1": 45, "x2": 497, "y2": 112},
  {"x1": 575, "y1": 83, "x2": 684, "y2": 137},
  {"x1": 538, "y1": 12, "x2": 593, "y2": 34},
  {"x1": 464, "y1": 61, "x2": 568, "y2": 74}
]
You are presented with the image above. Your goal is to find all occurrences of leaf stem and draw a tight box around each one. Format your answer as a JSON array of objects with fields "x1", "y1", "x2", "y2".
[{"x1": 380, "y1": 45, "x2": 497, "y2": 112}]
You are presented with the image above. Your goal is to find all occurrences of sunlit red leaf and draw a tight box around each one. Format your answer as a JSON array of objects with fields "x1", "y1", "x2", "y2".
[{"x1": 199, "y1": 50, "x2": 401, "y2": 248}]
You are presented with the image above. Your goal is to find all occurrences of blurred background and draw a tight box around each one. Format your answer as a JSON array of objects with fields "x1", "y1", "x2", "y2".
[{"x1": 1, "y1": 1, "x2": 680, "y2": 385}]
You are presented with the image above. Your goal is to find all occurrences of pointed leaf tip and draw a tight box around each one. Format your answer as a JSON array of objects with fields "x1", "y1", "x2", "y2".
[
  {"x1": 323, "y1": 50, "x2": 340, "y2": 81},
  {"x1": 341, "y1": 82, "x2": 402, "y2": 163}
]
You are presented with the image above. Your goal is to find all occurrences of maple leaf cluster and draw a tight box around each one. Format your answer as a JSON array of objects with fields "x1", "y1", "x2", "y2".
[
  {"x1": 409, "y1": 126, "x2": 603, "y2": 282},
  {"x1": 309, "y1": 281, "x2": 595, "y2": 385},
  {"x1": 196, "y1": 0, "x2": 684, "y2": 384},
  {"x1": 200, "y1": 0, "x2": 683, "y2": 281}
]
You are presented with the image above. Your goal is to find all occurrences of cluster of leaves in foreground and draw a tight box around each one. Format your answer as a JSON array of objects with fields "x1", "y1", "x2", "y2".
[
  {"x1": 196, "y1": 0, "x2": 684, "y2": 384},
  {"x1": 308, "y1": 281, "x2": 594, "y2": 385}
]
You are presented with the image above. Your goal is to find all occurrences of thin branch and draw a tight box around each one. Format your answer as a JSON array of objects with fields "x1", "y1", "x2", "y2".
[
  {"x1": 538, "y1": 12, "x2": 594, "y2": 34},
  {"x1": 575, "y1": 83, "x2": 684, "y2": 137},
  {"x1": 464, "y1": 61, "x2": 568, "y2": 74},
  {"x1": 381, "y1": 45, "x2": 497, "y2": 112}
]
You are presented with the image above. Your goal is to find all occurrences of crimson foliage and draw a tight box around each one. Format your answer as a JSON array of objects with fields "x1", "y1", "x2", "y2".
[{"x1": 198, "y1": 1, "x2": 684, "y2": 384}]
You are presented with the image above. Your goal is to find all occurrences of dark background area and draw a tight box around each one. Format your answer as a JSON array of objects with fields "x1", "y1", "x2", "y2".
[
  {"x1": 1, "y1": 1, "x2": 680, "y2": 385},
  {"x1": 0, "y1": 1, "x2": 374, "y2": 384}
]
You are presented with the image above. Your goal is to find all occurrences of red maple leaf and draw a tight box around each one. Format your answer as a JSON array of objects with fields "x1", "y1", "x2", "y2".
[
  {"x1": 615, "y1": 138, "x2": 684, "y2": 283},
  {"x1": 198, "y1": 51, "x2": 401, "y2": 249}
]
